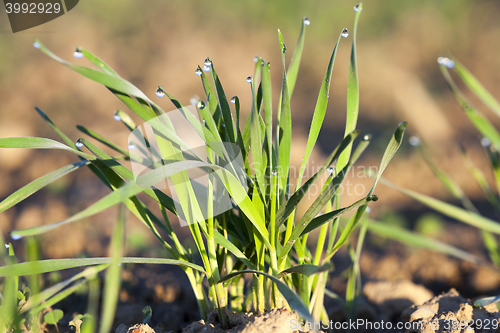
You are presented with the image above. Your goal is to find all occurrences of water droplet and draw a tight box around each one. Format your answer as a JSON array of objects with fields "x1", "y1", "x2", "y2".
[
  {"x1": 5, "y1": 243, "x2": 10, "y2": 249},
  {"x1": 370, "y1": 194, "x2": 379, "y2": 202},
  {"x1": 117, "y1": 263, "x2": 122, "y2": 266},
  {"x1": 354, "y1": 3, "x2": 362, "y2": 12},
  {"x1": 11, "y1": 234, "x2": 22, "y2": 240},
  {"x1": 197, "y1": 100, "x2": 206, "y2": 109},
  {"x1": 363, "y1": 134, "x2": 372, "y2": 141},
  {"x1": 437, "y1": 56, "x2": 455, "y2": 69},
  {"x1": 341, "y1": 28, "x2": 349, "y2": 38},
  {"x1": 230, "y1": 96, "x2": 237, "y2": 104},
  {"x1": 327, "y1": 167, "x2": 334, "y2": 174},
  {"x1": 267, "y1": 62, "x2": 271, "y2": 71},
  {"x1": 481, "y1": 137, "x2": 491, "y2": 147},
  {"x1": 409, "y1": 136, "x2": 420, "y2": 147},
  {"x1": 195, "y1": 67, "x2": 203, "y2": 76},
  {"x1": 73, "y1": 48, "x2": 83, "y2": 59},
  {"x1": 156, "y1": 87, "x2": 165, "y2": 98},
  {"x1": 203, "y1": 65, "x2": 210, "y2": 72},
  {"x1": 261, "y1": 60, "x2": 265, "y2": 66},
  {"x1": 246, "y1": 76, "x2": 252, "y2": 83},
  {"x1": 128, "y1": 143, "x2": 136, "y2": 150},
  {"x1": 366, "y1": 207, "x2": 371, "y2": 213},
  {"x1": 204, "y1": 57, "x2": 212, "y2": 67},
  {"x1": 190, "y1": 97, "x2": 198, "y2": 105},
  {"x1": 282, "y1": 43, "x2": 287, "y2": 53},
  {"x1": 33, "y1": 42, "x2": 40, "y2": 49},
  {"x1": 76, "y1": 139, "x2": 83, "y2": 148},
  {"x1": 303, "y1": 17, "x2": 310, "y2": 25},
  {"x1": 253, "y1": 56, "x2": 259, "y2": 63},
  {"x1": 113, "y1": 110, "x2": 121, "y2": 121},
  {"x1": 271, "y1": 170, "x2": 277, "y2": 176}
]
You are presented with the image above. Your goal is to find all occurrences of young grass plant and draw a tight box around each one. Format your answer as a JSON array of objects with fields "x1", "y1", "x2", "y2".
[
  {"x1": 1, "y1": 4, "x2": 407, "y2": 329},
  {"x1": 371, "y1": 56, "x2": 500, "y2": 305}
]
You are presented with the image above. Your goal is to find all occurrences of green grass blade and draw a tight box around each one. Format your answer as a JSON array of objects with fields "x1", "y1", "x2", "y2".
[
  {"x1": 440, "y1": 66, "x2": 500, "y2": 149},
  {"x1": 99, "y1": 204, "x2": 125, "y2": 333},
  {"x1": 219, "y1": 270, "x2": 314, "y2": 324},
  {"x1": 0, "y1": 137, "x2": 95, "y2": 160},
  {"x1": 367, "y1": 220, "x2": 484, "y2": 265},
  {"x1": 76, "y1": 125, "x2": 129, "y2": 156},
  {"x1": 79, "y1": 47, "x2": 120, "y2": 76},
  {"x1": 32, "y1": 280, "x2": 86, "y2": 314},
  {"x1": 0, "y1": 160, "x2": 89, "y2": 213},
  {"x1": 34, "y1": 107, "x2": 75, "y2": 148},
  {"x1": 296, "y1": 33, "x2": 342, "y2": 188},
  {"x1": 275, "y1": 131, "x2": 359, "y2": 229},
  {"x1": 337, "y1": 5, "x2": 362, "y2": 171},
  {"x1": 277, "y1": 263, "x2": 333, "y2": 278},
  {"x1": 213, "y1": 231, "x2": 256, "y2": 271},
  {"x1": 0, "y1": 257, "x2": 205, "y2": 276},
  {"x1": 35, "y1": 40, "x2": 151, "y2": 103},
  {"x1": 380, "y1": 177, "x2": 500, "y2": 235},
  {"x1": 286, "y1": 18, "x2": 308, "y2": 96},
  {"x1": 211, "y1": 64, "x2": 237, "y2": 143},
  {"x1": 453, "y1": 58, "x2": 500, "y2": 118},
  {"x1": 370, "y1": 121, "x2": 407, "y2": 192},
  {"x1": 261, "y1": 61, "x2": 273, "y2": 170}
]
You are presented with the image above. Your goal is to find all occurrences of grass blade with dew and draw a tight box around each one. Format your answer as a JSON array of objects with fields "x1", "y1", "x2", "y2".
[
  {"x1": 35, "y1": 40, "x2": 151, "y2": 103},
  {"x1": 0, "y1": 160, "x2": 90, "y2": 213},
  {"x1": 219, "y1": 270, "x2": 314, "y2": 324},
  {"x1": 77, "y1": 46, "x2": 120, "y2": 76},
  {"x1": 452, "y1": 57, "x2": 500, "y2": 118},
  {"x1": 475, "y1": 296, "x2": 500, "y2": 307},
  {"x1": 439, "y1": 65, "x2": 500, "y2": 149},
  {"x1": 99, "y1": 204, "x2": 126, "y2": 333},
  {"x1": 379, "y1": 177, "x2": 500, "y2": 235},
  {"x1": 286, "y1": 17, "x2": 308, "y2": 96},
  {"x1": 367, "y1": 220, "x2": 484, "y2": 265},
  {"x1": 34, "y1": 107, "x2": 75, "y2": 147},
  {"x1": 337, "y1": 3, "x2": 362, "y2": 171},
  {"x1": 0, "y1": 137, "x2": 94, "y2": 160},
  {"x1": 0, "y1": 257, "x2": 206, "y2": 276},
  {"x1": 76, "y1": 125, "x2": 129, "y2": 156}
]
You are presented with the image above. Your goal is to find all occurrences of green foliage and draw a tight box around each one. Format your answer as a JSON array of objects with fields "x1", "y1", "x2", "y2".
[{"x1": 0, "y1": 4, "x2": 406, "y2": 328}]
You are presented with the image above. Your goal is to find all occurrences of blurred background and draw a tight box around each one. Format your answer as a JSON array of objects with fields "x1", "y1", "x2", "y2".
[{"x1": 1, "y1": 0, "x2": 500, "y2": 266}]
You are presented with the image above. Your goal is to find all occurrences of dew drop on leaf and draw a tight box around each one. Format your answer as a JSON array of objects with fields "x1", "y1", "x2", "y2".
[
  {"x1": 113, "y1": 110, "x2": 121, "y2": 121},
  {"x1": 33, "y1": 42, "x2": 40, "y2": 49},
  {"x1": 354, "y1": 3, "x2": 362, "y2": 12},
  {"x1": 341, "y1": 28, "x2": 349, "y2": 38},
  {"x1": 230, "y1": 96, "x2": 237, "y2": 104},
  {"x1": 303, "y1": 17, "x2": 310, "y2": 25},
  {"x1": 73, "y1": 48, "x2": 83, "y2": 59},
  {"x1": 204, "y1": 57, "x2": 212, "y2": 67},
  {"x1": 481, "y1": 137, "x2": 491, "y2": 147},
  {"x1": 203, "y1": 65, "x2": 210, "y2": 72},
  {"x1": 155, "y1": 87, "x2": 165, "y2": 98},
  {"x1": 197, "y1": 100, "x2": 206, "y2": 109},
  {"x1": 76, "y1": 139, "x2": 83, "y2": 148},
  {"x1": 246, "y1": 76, "x2": 252, "y2": 83}
]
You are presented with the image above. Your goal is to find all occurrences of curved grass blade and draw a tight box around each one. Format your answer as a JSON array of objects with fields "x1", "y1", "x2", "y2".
[
  {"x1": 337, "y1": 5, "x2": 362, "y2": 171},
  {"x1": 213, "y1": 231, "x2": 256, "y2": 271},
  {"x1": 0, "y1": 160, "x2": 89, "y2": 213},
  {"x1": 79, "y1": 47, "x2": 120, "y2": 76},
  {"x1": 452, "y1": 58, "x2": 500, "y2": 118},
  {"x1": 219, "y1": 270, "x2": 314, "y2": 324},
  {"x1": 440, "y1": 66, "x2": 500, "y2": 149},
  {"x1": 0, "y1": 137, "x2": 94, "y2": 160},
  {"x1": 277, "y1": 263, "x2": 333, "y2": 278},
  {"x1": 370, "y1": 121, "x2": 407, "y2": 192},
  {"x1": 380, "y1": 177, "x2": 500, "y2": 235},
  {"x1": 35, "y1": 40, "x2": 151, "y2": 103},
  {"x1": 0, "y1": 257, "x2": 205, "y2": 276},
  {"x1": 367, "y1": 220, "x2": 484, "y2": 265}
]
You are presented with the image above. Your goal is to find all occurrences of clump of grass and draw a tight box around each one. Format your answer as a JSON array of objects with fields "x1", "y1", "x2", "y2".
[{"x1": 0, "y1": 4, "x2": 407, "y2": 330}]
